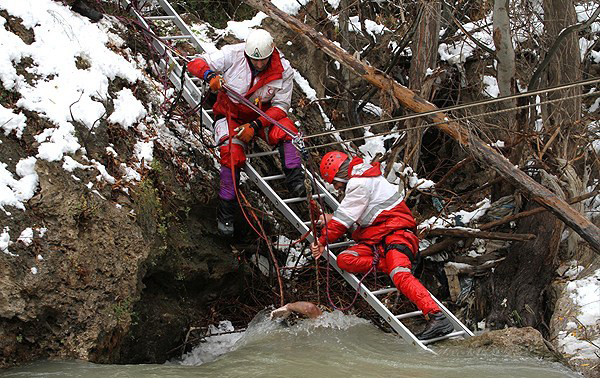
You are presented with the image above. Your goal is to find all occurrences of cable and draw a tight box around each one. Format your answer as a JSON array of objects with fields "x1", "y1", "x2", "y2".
[
  {"x1": 302, "y1": 76, "x2": 600, "y2": 141},
  {"x1": 305, "y1": 87, "x2": 600, "y2": 150}
]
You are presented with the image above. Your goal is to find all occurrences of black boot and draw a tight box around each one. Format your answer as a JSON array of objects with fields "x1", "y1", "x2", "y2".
[
  {"x1": 278, "y1": 143, "x2": 306, "y2": 198},
  {"x1": 416, "y1": 312, "x2": 454, "y2": 340},
  {"x1": 71, "y1": 0, "x2": 103, "y2": 22},
  {"x1": 284, "y1": 167, "x2": 306, "y2": 198},
  {"x1": 217, "y1": 199, "x2": 237, "y2": 237}
]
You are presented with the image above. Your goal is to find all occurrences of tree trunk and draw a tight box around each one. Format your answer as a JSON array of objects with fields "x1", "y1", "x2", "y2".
[
  {"x1": 491, "y1": 0, "x2": 518, "y2": 199},
  {"x1": 481, "y1": 197, "x2": 562, "y2": 334},
  {"x1": 244, "y1": 0, "x2": 600, "y2": 254},
  {"x1": 402, "y1": 0, "x2": 441, "y2": 172},
  {"x1": 493, "y1": 0, "x2": 516, "y2": 102},
  {"x1": 541, "y1": 0, "x2": 584, "y2": 258}
]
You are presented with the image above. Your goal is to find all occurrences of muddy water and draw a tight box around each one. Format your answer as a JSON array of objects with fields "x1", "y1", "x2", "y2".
[{"x1": 1, "y1": 311, "x2": 577, "y2": 378}]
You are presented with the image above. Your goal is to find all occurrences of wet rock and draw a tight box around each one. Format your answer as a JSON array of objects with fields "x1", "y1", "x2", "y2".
[{"x1": 447, "y1": 327, "x2": 561, "y2": 360}]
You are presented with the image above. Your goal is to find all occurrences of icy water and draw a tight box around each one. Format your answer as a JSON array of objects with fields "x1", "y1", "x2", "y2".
[{"x1": 1, "y1": 310, "x2": 578, "y2": 378}]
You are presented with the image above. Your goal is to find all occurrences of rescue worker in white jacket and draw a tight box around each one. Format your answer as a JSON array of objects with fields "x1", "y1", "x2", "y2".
[
  {"x1": 188, "y1": 29, "x2": 305, "y2": 236},
  {"x1": 311, "y1": 151, "x2": 454, "y2": 340}
]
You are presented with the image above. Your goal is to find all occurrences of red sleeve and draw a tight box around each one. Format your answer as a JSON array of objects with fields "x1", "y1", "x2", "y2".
[
  {"x1": 318, "y1": 219, "x2": 348, "y2": 245},
  {"x1": 187, "y1": 58, "x2": 211, "y2": 79},
  {"x1": 257, "y1": 106, "x2": 286, "y2": 128}
]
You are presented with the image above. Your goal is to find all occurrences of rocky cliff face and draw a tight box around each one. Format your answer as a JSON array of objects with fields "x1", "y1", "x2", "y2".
[
  {"x1": 0, "y1": 158, "x2": 242, "y2": 367},
  {"x1": 0, "y1": 1, "x2": 243, "y2": 367}
]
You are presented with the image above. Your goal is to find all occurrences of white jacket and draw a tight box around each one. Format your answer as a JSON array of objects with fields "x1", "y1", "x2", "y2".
[
  {"x1": 201, "y1": 43, "x2": 294, "y2": 113},
  {"x1": 333, "y1": 175, "x2": 404, "y2": 228}
]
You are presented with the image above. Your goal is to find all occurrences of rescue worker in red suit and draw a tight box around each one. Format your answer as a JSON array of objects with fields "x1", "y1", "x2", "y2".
[
  {"x1": 310, "y1": 151, "x2": 454, "y2": 340},
  {"x1": 188, "y1": 29, "x2": 305, "y2": 236}
]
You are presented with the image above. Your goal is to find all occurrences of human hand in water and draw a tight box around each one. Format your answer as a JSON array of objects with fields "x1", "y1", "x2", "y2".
[
  {"x1": 270, "y1": 304, "x2": 291, "y2": 319},
  {"x1": 311, "y1": 241, "x2": 324, "y2": 259}
]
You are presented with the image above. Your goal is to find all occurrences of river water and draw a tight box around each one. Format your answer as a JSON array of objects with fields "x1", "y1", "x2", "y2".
[{"x1": 1, "y1": 310, "x2": 578, "y2": 378}]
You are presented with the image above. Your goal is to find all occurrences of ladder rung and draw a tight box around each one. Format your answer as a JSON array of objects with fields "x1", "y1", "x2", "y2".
[
  {"x1": 283, "y1": 196, "x2": 305, "y2": 204},
  {"x1": 328, "y1": 240, "x2": 355, "y2": 249},
  {"x1": 146, "y1": 15, "x2": 176, "y2": 20},
  {"x1": 161, "y1": 35, "x2": 193, "y2": 40},
  {"x1": 421, "y1": 330, "x2": 465, "y2": 345},
  {"x1": 395, "y1": 310, "x2": 422, "y2": 320},
  {"x1": 371, "y1": 287, "x2": 398, "y2": 296},
  {"x1": 263, "y1": 174, "x2": 285, "y2": 181},
  {"x1": 283, "y1": 193, "x2": 323, "y2": 204},
  {"x1": 247, "y1": 150, "x2": 278, "y2": 158}
]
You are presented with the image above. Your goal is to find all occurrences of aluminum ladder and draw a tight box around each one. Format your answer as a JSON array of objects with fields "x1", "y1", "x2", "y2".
[{"x1": 119, "y1": 0, "x2": 474, "y2": 351}]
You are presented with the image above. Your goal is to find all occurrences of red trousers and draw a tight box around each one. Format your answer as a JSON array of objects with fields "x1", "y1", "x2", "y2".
[{"x1": 336, "y1": 230, "x2": 440, "y2": 315}]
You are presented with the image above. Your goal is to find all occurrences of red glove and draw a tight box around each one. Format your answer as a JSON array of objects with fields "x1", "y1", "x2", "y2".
[
  {"x1": 234, "y1": 120, "x2": 262, "y2": 143},
  {"x1": 204, "y1": 71, "x2": 223, "y2": 92},
  {"x1": 235, "y1": 123, "x2": 254, "y2": 143}
]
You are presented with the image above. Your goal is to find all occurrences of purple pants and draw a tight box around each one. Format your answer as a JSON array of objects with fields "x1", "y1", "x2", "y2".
[{"x1": 219, "y1": 141, "x2": 300, "y2": 200}]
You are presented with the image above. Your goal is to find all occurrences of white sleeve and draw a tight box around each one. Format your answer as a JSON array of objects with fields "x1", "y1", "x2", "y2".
[
  {"x1": 270, "y1": 68, "x2": 293, "y2": 112},
  {"x1": 332, "y1": 179, "x2": 370, "y2": 228},
  {"x1": 202, "y1": 46, "x2": 233, "y2": 73}
]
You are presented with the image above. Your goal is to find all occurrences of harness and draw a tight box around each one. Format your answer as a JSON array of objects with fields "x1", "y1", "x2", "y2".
[
  {"x1": 380, "y1": 228, "x2": 421, "y2": 273},
  {"x1": 384, "y1": 243, "x2": 417, "y2": 264}
]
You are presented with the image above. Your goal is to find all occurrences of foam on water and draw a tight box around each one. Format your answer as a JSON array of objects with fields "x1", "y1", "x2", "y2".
[{"x1": 179, "y1": 309, "x2": 369, "y2": 366}]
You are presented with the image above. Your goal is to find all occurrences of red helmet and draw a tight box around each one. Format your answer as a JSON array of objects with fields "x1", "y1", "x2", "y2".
[{"x1": 320, "y1": 151, "x2": 349, "y2": 183}]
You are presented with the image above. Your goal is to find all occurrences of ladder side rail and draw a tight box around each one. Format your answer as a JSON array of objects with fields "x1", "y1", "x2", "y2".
[
  {"x1": 156, "y1": 0, "x2": 206, "y2": 53},
  {"x1": 122, "y1": 1, "x2": 171, "y2": 61},
  {"x1": 305, "y1": 168, "x2": 341, "y2": 210},
  {"x1": 429, "y1": 294, "x2": 474, "y2": 337},
  {"x1": 244, "y1": 163, "x2": 310, "y2": 235},
  {"x1": 157, "y1": 57, "x2": 205, "y2": 106},
  {"x1": 121, "y1": 0, "x2": 207, "y2": 115}
]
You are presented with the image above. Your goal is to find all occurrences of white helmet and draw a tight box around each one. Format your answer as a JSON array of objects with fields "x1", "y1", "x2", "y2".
[{"x1": 245, "y1": 29, "x2": 274, "y2": 59}]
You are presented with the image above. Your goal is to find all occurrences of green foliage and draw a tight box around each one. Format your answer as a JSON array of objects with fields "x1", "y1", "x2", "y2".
[
  {"x1": 73, "y1": 194, "x2": 100, "y2": 224},
  {"x1": 113, "y1": 298, "x2": 136, "y2": 323},
  {"x1": 149, "y1": 159, "x2": 163, "y2": 174},
  {"x1": 134, "y1": 178, "x2": 163, "y2": 237}
]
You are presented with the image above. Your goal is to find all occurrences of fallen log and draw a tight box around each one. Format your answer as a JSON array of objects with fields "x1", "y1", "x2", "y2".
[
  {"x1": 479, "y1": 189, "x2": 599, "y2": 230},
  {"x1": 421, "y1": 189, "x2": 598, "y2": 256},
  {"x1": 421, "y1": 238, "x2": 459, "y2": 257},
  {"x1": 425, "y1": 228, "x2": 535, "y2": 242},
  {"x1": 245, "y1": 0, "x2": 600, "y2": 255}
]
